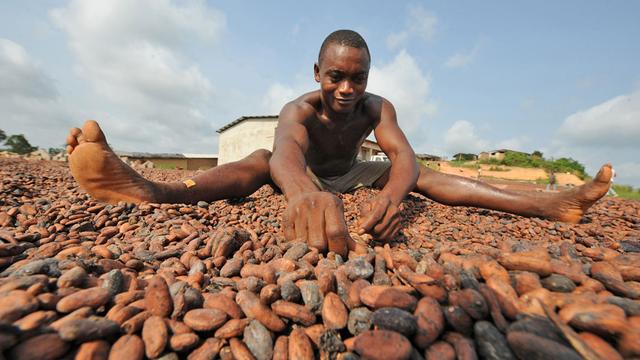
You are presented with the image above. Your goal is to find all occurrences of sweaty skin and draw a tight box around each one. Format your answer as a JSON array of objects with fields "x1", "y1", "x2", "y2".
[{"x1": 66, "y1": 43, "x2": 612, "y2": 258}]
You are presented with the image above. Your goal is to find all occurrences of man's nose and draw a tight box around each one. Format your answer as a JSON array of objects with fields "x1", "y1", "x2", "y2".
[{"x1": 338, "y1": 80, "x2": 354, "y2": 95}]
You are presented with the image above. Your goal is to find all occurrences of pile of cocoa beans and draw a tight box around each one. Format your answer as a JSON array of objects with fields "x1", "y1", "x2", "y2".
[{"x1": 1, "y1": 157, "x2": 639, "y2": 360}]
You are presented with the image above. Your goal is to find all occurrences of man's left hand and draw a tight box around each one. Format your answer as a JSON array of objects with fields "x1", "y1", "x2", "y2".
[{"x1": 357, "y1": 193, "x2": 402, "y2": 241}]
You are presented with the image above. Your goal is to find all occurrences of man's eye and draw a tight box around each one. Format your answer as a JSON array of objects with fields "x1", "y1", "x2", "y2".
[{"x1": 329, "y1": 76, "x2": 341, "y2": 83}]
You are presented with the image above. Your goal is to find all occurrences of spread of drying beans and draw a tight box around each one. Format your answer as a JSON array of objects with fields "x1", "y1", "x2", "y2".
[{"x1": 1, "y1": 157, "x2": 639, "y2": 360}]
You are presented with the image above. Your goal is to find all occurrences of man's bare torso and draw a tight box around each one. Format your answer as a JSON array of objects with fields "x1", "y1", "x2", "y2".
[{"x1": 292, "y1": 90, "x2": 382, "y2": 177}]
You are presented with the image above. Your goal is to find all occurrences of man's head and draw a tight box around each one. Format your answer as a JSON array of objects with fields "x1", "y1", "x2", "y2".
[
  {"x1": 317, "y1": 30, "x2": 371, "y2": 66},
  {"x1": 315, "y1": 30, "x2": 371, "y2": 114}
]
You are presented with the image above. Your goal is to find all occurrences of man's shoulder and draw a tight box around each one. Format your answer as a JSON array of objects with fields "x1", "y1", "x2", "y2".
[
  {"x1": 361, "y1": 92, "x2": 394, "y2": 119},
  {"x1": 280, "y1": 91, "x2": 320, "y2": 119}
]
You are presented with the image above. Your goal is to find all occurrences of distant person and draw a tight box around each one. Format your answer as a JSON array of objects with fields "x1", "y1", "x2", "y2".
[
  {"x1": 65, "y1": 29, "x2": 613, "y2": 256},
  {"x1": 546, "y1": 171, "x2": 557, "y2": 191},
  {"x1": 607, "y1": 168, "x2": 618, "y2": 197}
]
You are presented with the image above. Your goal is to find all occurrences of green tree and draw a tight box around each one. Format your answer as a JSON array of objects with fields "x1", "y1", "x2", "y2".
[
  {"x1": 4, "y1": 134, "x2": 38, "y2": 154},
  {"x1": 531, "y1": 150, "x2": 543, "y2": 159},
  {"x1": 48, "y1": 147, "x2": 65, "y2": 156},
  {"x1": 0, "y1": 129, "x2": 6, "y2": 142}
]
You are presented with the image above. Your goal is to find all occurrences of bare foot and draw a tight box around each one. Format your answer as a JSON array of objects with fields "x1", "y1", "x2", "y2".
[
  {"x1": 548, "y1": 164, "x2": 613, "y2": 223},
  {"x1": 66, "y1": 120, "x2": 159, "y2": 204}
]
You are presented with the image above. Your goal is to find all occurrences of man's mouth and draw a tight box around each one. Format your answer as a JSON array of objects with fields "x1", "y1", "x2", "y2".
[{"x1": 335, "y1": 98, "x2": 355, "y2": 105}]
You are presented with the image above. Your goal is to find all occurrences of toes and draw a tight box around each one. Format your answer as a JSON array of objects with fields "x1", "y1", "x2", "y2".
[
  {"x1": 82, "y1": 120, "x2": 107, "y2": 143},
  {"x1": 66, "y1": 131, "x2": 79, "y2": 147},
  {"x1": 594, "y1": 164, "x2": 613, "y2": 183}
]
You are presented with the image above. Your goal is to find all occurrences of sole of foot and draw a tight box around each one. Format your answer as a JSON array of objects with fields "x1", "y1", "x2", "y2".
[{"x1": 66, "y1": 120, "x2": 157, "y2": 204}]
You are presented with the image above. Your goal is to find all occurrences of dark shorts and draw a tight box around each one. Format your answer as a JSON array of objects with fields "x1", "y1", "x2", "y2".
[{"x1": 306, "y1": 161, "x2": 391, "y2": 193}]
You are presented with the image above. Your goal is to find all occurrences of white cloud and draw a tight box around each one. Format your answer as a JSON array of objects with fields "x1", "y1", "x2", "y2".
[
  {"x1": 262, "y1": 83, "x2": 299, "y2": 115},
  {"x1": 387, "y1": 5, "x2": 438, "y2": 50},
  {"x1": 407, "y1": 5, "x2": 438, "y2": 41},
  {"x1": 443, "y1": 120, "x2": 529, "y2": 156},
  {"x1": 550, "y1": 91, "x2": 640, "y2": 186},
  {"x1": 556, "y1": 91, "x2": 640, "y2": 148},
  {"x1": 368, "y1": 50, "x2": 437, "y2": 141},
  {"x1": 445, "y1": 43, "x2": 481, "y2": 68},
  {"x1": 496, "y1": 136, "x2": 529, "y2": 150},
  {"x1": 50, "y1": 0, "x2": 226, "y2": 153},
  {"x1": 0, "y1": 38, "x2": 74, "y2": 149},
  {"x1": 443, "y1": 120, "x2": 490, "y2": 154}
]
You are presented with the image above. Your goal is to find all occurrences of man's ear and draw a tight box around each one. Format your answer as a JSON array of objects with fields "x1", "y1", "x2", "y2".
[{"x1": 314, "y1": 63, "x2": 320, "y2": 83}]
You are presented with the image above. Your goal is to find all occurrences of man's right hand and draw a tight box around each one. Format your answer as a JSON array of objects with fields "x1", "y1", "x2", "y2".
[{"x1": 283, "y1": 192, "x2": 353, "y2": 257}]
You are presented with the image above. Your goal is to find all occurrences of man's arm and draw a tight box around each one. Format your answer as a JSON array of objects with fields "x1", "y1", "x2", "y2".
[
  {"x1": 269, "y1": 102, "x2": 317, "y2": 200},
  {"x1": 374, "y1": 98, "x2": 419, "y2": 204},
  {"x1": 359, "y1": 98, "x2": 419, "y2": 239}
]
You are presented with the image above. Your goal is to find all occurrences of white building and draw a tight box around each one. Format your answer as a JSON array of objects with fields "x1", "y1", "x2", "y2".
[{"x1": 217, "y1": 115, "x2": 279, "y2": 164}]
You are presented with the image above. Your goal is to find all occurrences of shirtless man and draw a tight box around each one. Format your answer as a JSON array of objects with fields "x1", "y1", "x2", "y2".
[{"x1": 65, "y1": 29, "x2": 612, "y2": 257}]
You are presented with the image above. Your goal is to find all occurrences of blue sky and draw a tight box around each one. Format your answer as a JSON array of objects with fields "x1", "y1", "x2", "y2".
[{"x1": 1, "y1": 1, "x2": 639, "y2": 185}]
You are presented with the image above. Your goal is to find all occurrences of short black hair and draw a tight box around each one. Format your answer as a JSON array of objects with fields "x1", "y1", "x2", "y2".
[{"x1": 318, "y1": 29, "x2": 371, "y2": 65}]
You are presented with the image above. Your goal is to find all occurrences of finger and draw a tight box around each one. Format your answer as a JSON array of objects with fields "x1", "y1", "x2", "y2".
[
  {"x1": 378, "y1": 216, "x2": 402, "y2": 241},
  {"x1": 324, "y1": 206, "x2": 349, "y2": 258},
  {"x1": 373, "y1": 208, "x2": 399, "y2": 236},
  {"x1": 358, "y1": 203, "x2": 386, "y2": 234},
  {"x1": 294, "y1": 212, "x2": 308, "y2": 244},
  {"x1": 283, "y1": 212, "x2": 296, "y2": 242},
  {"x1": 307, "y1": 208, "x2": 327, "y2": 252}
]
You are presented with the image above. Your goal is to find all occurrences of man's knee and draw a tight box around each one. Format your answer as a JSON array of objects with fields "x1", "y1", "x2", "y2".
[{"x1": 248, "y1": 149, "x2": 272, "y2": 162}]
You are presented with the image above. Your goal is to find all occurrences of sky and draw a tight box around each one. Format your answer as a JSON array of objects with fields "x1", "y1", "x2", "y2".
[{"x1": 1, "y1": 1, "x2": 639, "y2": 186}]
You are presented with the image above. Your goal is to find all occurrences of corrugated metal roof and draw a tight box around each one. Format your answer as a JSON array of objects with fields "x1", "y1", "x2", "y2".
[
  {"x1": 216, "y1": 115, "x2": 278, "y2": 133},
  {"x1": 115, "y1": 151, "x2": 218, "y2": 159}
]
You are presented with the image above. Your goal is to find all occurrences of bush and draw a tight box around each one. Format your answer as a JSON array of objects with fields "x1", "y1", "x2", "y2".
[
  {"x1": 4, "y1": 134, "x2": 37, "y2": 154},
  {"x1": 480, "y1": 151, "x2": 588, "y2": 179}
]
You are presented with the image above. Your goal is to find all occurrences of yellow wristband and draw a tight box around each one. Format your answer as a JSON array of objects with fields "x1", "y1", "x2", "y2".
[{"x1": 183, "y1": 179, "x2": 196, "y2": 188}]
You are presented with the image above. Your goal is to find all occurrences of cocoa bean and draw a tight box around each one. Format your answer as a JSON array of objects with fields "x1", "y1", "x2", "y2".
[
  {"x1": 424, "y1": 341, "x2": 455, "y2": 360},
  {"x1": 237, "y1": 290, "x2": 286, "y2": 332},
  {"x1": 353, "y1": 330, "x2": 413, "y2": 360},
  {"x1": 58, "y1": 317, "x2": 120, "y2": 342},
  {"x1": 474, "y1": 321, "x2": 515, "y2": 360},
  {"x1": 288, "y1": 327, "x2": 314, "y2": 360},
  {"x1": 75, "y1": 340, "x2": 111, "y2": 360},
  {"x1": 142, "y1": 315, "x2": 168, "y2": 358},
  {"x1": 169, "y1": 333, "x2": 200, "y2": 352},
  {"x1": 243, "y1": 320, "x2": 273, "y2": 360},
  {"x1": 322, "y1": 292, "x2": 348, "y2": 329},
  {"x1": 109, "y1": 334, "x2": 144, "y2": 360},
  {"x1": 230, "y1": 337, "x2": 258, "y2": 360},
  {"x1": 413, "y1": 296, "x2": 444, "y2": 349},
  {"x1": 145, "y1": 275, "x2": 173, "y2": 317},
  {"x1": 271, "y1": 300, "x2": 316, "y2": 326},
  {"x1": 507, "y1": 331, "x2": 582, "y2": 360},
  {"x1": 8, "y1": 333, "x2": 70, "y2": 360},
  {"x1": 187, "y1": 337, "x2": 224, "y2": 360},
  {"x1": 56, "y1": 287, "x2": 111, "y2": 313},
  {"x1": 360, "y1": 285, "x2": 417, "y2": 311}
]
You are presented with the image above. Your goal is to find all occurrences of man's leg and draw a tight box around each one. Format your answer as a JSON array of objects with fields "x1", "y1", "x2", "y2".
[
  {"x1": 373, "y1": 164, "x2": 612, "y2": 223},
  {"x1": 66, "y1": 120, "x2": 271, "y2": 204}
]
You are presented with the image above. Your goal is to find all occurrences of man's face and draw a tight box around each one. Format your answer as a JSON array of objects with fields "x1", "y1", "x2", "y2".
[{"x1": 314, "y1": 44, "x2": 370, "y2": 114}]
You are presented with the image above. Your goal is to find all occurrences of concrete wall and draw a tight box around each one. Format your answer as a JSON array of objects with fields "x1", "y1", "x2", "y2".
[{"x1": 218, "y1": 118, "x2": 278, "y2": 164}]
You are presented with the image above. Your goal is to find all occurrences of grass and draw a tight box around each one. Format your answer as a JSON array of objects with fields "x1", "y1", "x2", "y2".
[
  {"x1": 417, "y1": 160, "x2": 440, "y2": 171},
  {"x1": 155, "y1": 163, "x2": 177, "y2": 170},
  {"x1": 448, "y1": 160, "x2": 480, "y2": 169},
  {"x1": 611, "y1": 184, "x2": 640, "y2": 201},
  {"x1": 534, "y1": 177, "x2": 550, "y2": 185}
]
